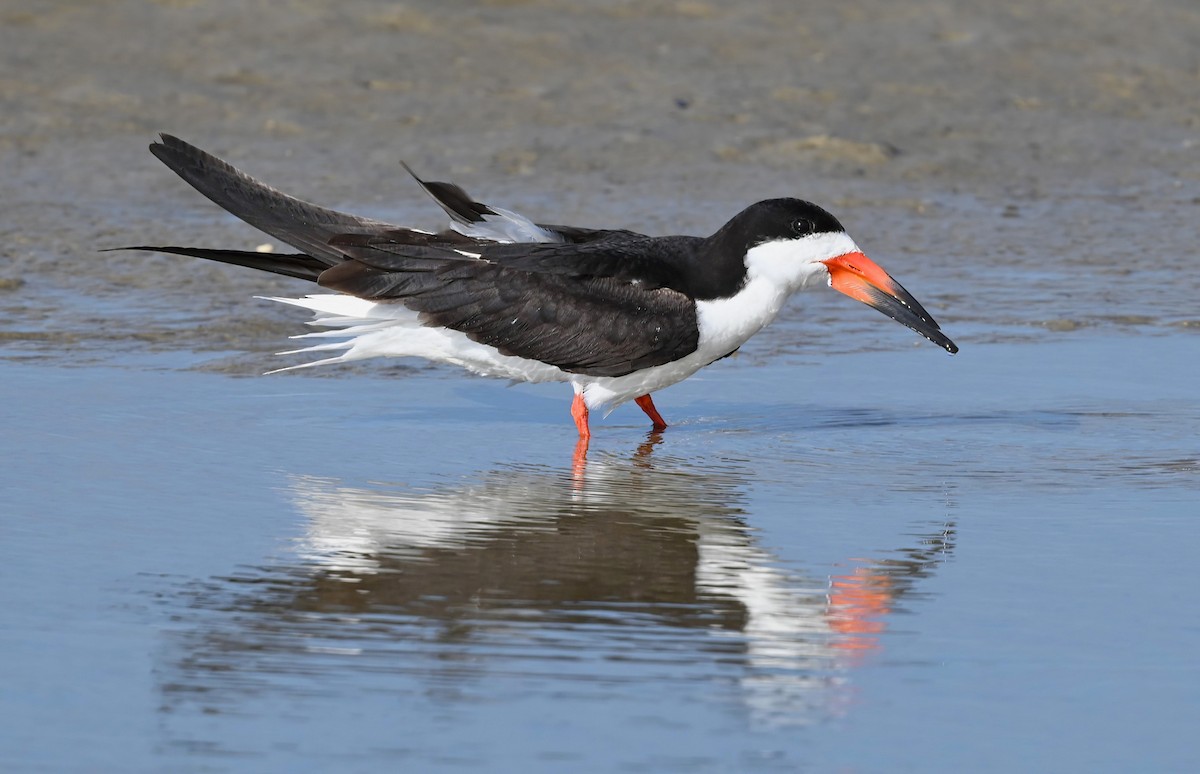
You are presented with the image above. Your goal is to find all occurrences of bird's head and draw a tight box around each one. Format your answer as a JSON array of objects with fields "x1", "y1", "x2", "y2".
[{"x1": 736, "y1": 199, "x2": 958, "y2": 354}]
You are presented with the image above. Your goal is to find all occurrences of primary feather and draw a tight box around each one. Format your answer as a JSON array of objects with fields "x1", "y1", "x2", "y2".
[{"x1": 127, "y1": 134, "x2": 706, "y2": 382}]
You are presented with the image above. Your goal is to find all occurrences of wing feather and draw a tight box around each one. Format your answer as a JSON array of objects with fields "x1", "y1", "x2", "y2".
[
  {"x1": 318, "y1": 247, "x2": 698, "y2": 377},
  {"x1": 149, "y1": 134, "x2": 398, "y2": 264}
]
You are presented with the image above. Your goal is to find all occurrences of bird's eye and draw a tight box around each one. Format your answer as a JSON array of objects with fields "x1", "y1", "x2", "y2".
[{"x1": 791, "y1": 218, "x2": 814, "y2": 236}]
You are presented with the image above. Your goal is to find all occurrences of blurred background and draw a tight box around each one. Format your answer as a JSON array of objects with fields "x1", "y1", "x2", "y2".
[{"x1": 3, "y1": 0, "x2": 1199, "y2": 362}]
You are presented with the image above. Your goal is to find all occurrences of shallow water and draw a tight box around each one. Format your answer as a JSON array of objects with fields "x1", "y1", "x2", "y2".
[
  {"x1": 4, "y1": 0, "x2": 1200, "y2": 770},
  {"x1": 3, "y1": 333, "x2": 1197, "y2": 772}
]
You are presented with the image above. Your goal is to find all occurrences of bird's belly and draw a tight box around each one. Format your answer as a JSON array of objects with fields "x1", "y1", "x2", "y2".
[
  {"x1": 577, "y1": 348, "x2": 725, "y2": 411},
  {"x1": 358, "y1": 325, "x2": 569, "y2": 382},
  {"x1": 268, "y1": 282, "x2": 788, "y2": 405}
]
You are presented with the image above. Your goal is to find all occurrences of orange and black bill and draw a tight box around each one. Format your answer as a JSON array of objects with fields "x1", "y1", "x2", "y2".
[{"x1": 823, "y1": 252, "x2": 958, "y2": 354}]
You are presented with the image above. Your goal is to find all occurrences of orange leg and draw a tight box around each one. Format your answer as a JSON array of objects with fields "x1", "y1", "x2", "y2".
[
  {"x1": 634, "y1": 394, "x2": 668, "y2": 431},
  {"x1": 571, "y1": 393, "x2": 590, "y2": 480},
  {"x1": 571, "y1": 393, "x2": 591, "y2": 440}
]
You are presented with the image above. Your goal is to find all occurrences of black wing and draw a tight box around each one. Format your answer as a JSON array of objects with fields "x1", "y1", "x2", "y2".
[
  {"x1": 131, "y1": 136, "x2": 703, "y2": 375},
  {"x1": 141, "y1": 135, "x2": 646, "y2": 266},
  {"x1": 108, "y1": 245, "x2": 329, "y2": 282},
  {"x1": 148, "y1": 134, "x2": 400, "y2": 264},
  {"x1": 401, "y1": 161, "x2": 497, "y2": 227},
  {"x1": 334, "y1": 231, "x2": 697, "y2": 293},
  {"x1": 320, "y1": 239, "x2": 699, "y2": 377}
]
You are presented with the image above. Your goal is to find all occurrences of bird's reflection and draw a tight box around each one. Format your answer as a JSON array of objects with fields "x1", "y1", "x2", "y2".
[{"x1": 163, "y1": 436, "x2": 954, "y2": 728}]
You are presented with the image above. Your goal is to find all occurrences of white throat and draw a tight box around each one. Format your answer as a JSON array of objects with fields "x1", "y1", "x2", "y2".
[
  {"x1": 690, "y1": 230, "x2": 861, "y2": 363},
  {"x1": 742, "y1": 230, "x2": 860, "y2": 293}
]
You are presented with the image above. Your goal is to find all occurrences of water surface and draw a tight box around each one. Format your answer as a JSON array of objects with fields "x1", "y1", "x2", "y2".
[{"x1": 3, "y1": 335, "x2": 1196, "y2": 772}]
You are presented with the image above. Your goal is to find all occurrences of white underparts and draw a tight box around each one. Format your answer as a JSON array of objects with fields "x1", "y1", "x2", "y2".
[
  {"x1": 259, "y1": 231, "x2": 856, "y2": 412},
  {"x1": 261, "y1": 295, "x2": 565, "y2": 384}
]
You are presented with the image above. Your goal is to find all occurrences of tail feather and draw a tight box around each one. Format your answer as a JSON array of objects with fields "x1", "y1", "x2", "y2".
[
  {"x1": 264, "y1": 354, "x2": 354, "y2": 374},
  {"x1": 276, "y1": 340, "x2": 353, "y2": 356}
]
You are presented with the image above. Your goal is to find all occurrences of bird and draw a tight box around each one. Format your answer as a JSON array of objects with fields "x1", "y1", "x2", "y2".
[{"x1": 122, "y1": 134, "x2": 957, "y2": 440}]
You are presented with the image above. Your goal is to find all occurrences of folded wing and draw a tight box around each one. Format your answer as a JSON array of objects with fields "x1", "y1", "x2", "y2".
[
  {"x1": 320, "y1": 236, "x2": 699, "y2": 377},
  {"x1": 134, "y1": 135, "x2": 701, "y2": 376}
]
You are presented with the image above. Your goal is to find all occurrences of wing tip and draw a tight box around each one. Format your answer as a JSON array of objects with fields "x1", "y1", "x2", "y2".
[{"x1": 150, "y1": 131, "x2": 183, "y2": 154}]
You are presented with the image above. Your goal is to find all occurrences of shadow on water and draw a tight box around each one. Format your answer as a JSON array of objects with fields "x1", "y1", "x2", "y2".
[{"x1": 158, "y1": 435, "x2": 954, "y2": 734}]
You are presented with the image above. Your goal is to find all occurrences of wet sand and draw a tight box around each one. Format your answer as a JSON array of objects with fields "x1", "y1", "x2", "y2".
[
  {"x1": 2, "y1": 1, "x2": 1199, "y2": 771},
  {"x1": 3, "y1": 0, "x2": 1200, "y2": 361}
]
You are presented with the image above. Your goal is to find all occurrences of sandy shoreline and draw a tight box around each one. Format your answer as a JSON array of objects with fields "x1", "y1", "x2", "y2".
[{"x1": 1, "y1": 0, "x2": 1198, "y2": 359}]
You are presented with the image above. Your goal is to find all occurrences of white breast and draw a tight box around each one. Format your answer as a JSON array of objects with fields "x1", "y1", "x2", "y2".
[
  {"x1": 575, "y1": 232, "x2": 855, "y2": 411},
  {"x1": 574, "y1": 277, "x2": 795, "y2": 411}
]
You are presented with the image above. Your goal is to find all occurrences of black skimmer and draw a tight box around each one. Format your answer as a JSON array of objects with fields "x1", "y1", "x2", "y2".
[{"x1": 122, "y1": 135, "x2": 957, "y2": 439}]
